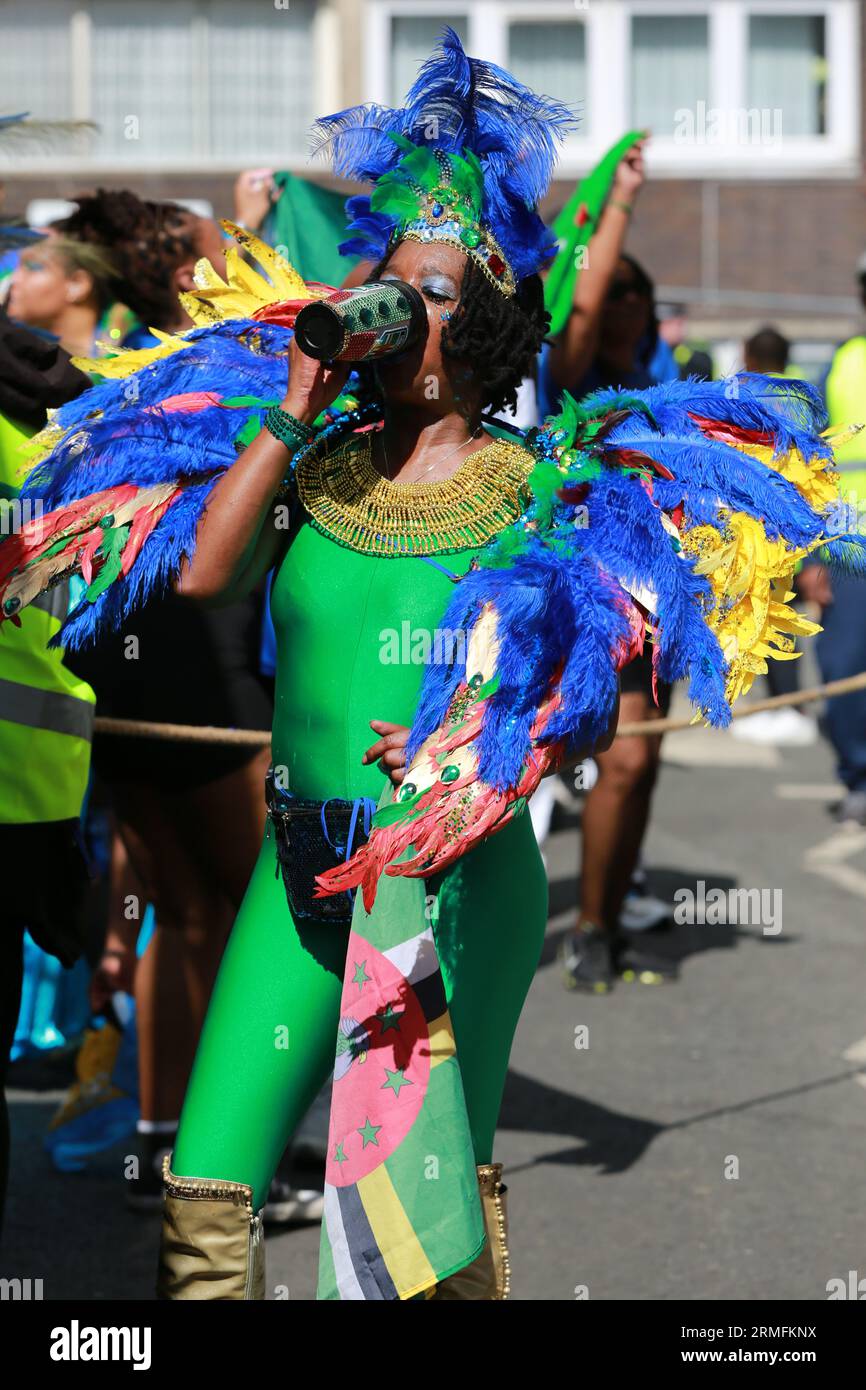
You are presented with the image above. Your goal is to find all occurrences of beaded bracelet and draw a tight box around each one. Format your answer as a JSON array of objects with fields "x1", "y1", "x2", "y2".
[{"x1": 264, "y1": 403, "x2": 315, "y2": 454}]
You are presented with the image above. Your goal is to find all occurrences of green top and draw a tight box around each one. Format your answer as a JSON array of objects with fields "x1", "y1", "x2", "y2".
[
  {"x1": 270, "y1": 431, "x2": 536, "y2": 800},
  {"x1": 270, "y1": 520, "x2": 479, "y2": 800}
]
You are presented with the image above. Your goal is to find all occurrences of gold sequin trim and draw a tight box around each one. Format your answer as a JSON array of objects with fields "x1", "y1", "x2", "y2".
[{"x1": 296, "y1": 432, "x2": 535, "y2": 557}]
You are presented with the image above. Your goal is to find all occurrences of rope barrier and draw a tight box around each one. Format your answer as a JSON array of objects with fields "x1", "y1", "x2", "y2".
[
  {"x1": 92, "y1": 670, "x2": 866, "y2": 746},
  {"x1": 618, "y1": 670, "x2": 866, "y2": 737}
]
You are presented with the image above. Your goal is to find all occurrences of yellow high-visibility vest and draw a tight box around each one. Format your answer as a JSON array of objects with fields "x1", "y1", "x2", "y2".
[
  {"x1": 0, "y1": 412, "x2": 95, "y2": 824},
  {"x1": 824, "y1": 336, "x2": 866, "y2": 508}
]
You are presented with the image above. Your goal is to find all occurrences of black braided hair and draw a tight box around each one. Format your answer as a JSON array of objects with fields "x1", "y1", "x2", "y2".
[
  {"x1": 55, "y1": 189, "x2": 198, "y2": 330},
  {"x1": 441, "y1": 258, "x2": 549, "y2": 415},
  {"x1": 365, "y1": 252, "x2": 549, "y2": 416}
]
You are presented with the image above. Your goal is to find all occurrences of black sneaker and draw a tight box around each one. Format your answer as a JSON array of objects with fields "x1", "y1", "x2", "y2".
[
  {"x1": 832, "y1": 791, "x2": 866, "y2": 827},
  {"x1": 558, "y1": 924, "x2": 615, "y2": 994},
  {"x1": 613, "y1": 936, "x2": 679, "y2": 985}
]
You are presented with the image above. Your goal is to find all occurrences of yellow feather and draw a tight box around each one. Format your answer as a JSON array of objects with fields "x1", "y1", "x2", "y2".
[{"x1": 71, "y1": 329, "x2": 190, "y2": 378}]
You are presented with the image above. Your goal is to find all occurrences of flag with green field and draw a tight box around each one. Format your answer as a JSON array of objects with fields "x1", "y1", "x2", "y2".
[
  {"x1": 317, "y1": 858, "x2": 484, "y2": 1301},
  {"x1": 261, "y1": 171, "x2": 360, "y2": 287},
  {"x1": 544, "y1": 129, "x2": 646, "y2": 339}
]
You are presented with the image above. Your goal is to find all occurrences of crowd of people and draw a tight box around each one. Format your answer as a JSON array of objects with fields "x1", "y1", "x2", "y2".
[{"x1": 1, "y1": 43, "x2": 864, "y2": 1300}]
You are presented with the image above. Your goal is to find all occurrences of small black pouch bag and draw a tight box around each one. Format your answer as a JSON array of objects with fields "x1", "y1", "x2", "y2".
[{"x1": 264, "y1": 767, "x2": 377, "y2": 924}]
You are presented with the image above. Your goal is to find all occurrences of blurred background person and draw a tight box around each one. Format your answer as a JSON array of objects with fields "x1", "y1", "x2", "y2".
[
  {"x1": 0, "y1": 299, "x2": 94, "y2": 1235},
  {"x1": 35, "y1": 191, "x2": 284, "y2": 1209},
  {"x1": 537, "y1": 137, "x2": 677, "y2": 991},
  {"x1": 802, "y1": 253, "x2": 866, "y2": 826},
  {"x1": 55, "y1": 189, "x2": 226, "y2": 346},
  {"x1": 732, "y1": 327, "x2": 817, "y2": 748},
  {"x1": 6, "y1": 234, "x2": 118, "y2": 357}
]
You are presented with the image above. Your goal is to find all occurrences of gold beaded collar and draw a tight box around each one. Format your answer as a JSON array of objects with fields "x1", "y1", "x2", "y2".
[{"x1": 295, "y1": 431, "x2": 535, "y2": 557}]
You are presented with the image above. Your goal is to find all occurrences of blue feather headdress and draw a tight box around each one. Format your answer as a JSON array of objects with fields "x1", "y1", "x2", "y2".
[{"x1": 312, "y1": 26, "x2": 576, "y2": 291}]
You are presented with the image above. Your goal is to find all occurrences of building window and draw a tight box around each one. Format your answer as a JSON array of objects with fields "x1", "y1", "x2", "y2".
[
  {"x1": 630, "y1": 14, "x2": 710, "y2": 136},
  {"x1": 747, "y1": 13, "x2": 827, "y2": 138},
  {"x1": 0, "y1": 0, "x2": 317, "y2": 169},
  {"x1": 0, "y1": 0, "x2": 74, "y2": 122},
  {"x1": 390, "y1": 13, "x2": 469, "y2": 105},
  {"x1": 205, "y1": 0, "x2": 316, "y2": 163},
  {"x1": 506, "y1": 20, "x2": 586, "y2": 119},
  {"x1": 90, "y1": 1, "x2": 199, "y2": 162}
]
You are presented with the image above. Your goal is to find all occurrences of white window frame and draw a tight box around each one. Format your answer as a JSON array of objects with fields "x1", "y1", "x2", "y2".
[
  {"x1": 1, "y1": 0, "x2": 331, "y2": 175},
  {"x1": 365, "y1": 0, "x2": 860, "y2": 179}
]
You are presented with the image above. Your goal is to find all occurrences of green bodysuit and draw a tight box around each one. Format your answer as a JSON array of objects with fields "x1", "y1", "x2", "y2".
[{"x1": 172, "y1": 441, "x2": 549, "y2": 1210}]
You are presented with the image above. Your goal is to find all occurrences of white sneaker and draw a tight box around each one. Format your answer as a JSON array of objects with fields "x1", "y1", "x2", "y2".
[
  {"x1": 619, "y1": 892, "x2": 672, "y2": 932},
  {"x1": 731, "y1": 708, "x2": 817, "y2": 746},
  {"x1": 264, "y1": 1178, "x2": 324, "y2": 1225}
]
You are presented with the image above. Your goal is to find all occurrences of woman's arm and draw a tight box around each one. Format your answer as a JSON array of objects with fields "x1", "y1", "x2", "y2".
[
  {"x1": 176, "y1": 338, "x2": 349, "y2": 601},
  {"x1": 547, "y1": 139, "x2": 646, "y2": 392},
  {"x1": 362, "y1": 678, "x2": 622, "y2": 789}
]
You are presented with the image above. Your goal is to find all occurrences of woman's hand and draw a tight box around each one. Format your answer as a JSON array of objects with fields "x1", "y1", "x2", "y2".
[
  {"x1": 233, "y1": 168, "x2": 277, "y2": 232},
  {"x1": 282, "y1": 335, "x2": 351, "y2": 429},
  {"x1": 89, "y1": 945, "x2": 135, "y2": 1015},
  {"x1": 612, "y1": 136, "x2": 648, "y2": 205},
  {"x1": 362, "y1": 720, "x2": 410, "y2": 786}
]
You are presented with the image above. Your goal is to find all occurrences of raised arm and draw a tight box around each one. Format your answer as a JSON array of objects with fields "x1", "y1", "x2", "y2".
[
  {"x1": 176, "y1": 339, "x2": 350, "y2": 601},
  {"x1": 547, "y1": 138, "x2": 647, "y2": 391}
]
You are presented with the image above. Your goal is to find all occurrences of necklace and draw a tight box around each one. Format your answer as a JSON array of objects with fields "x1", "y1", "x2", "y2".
[
  {"x1": 381, "y1": 425, "x2": 482, "y2": 484},
  {"x1": 296, "y1": 431, "x2": 536, "y2": 557}
]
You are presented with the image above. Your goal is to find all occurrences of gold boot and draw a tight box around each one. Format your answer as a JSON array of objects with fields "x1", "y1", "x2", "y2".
[
  {"x1": 156, "y1": 1155, "x2": 265, "y2": 1300},
  {"x1": 432, "y1": 1162, "x2": 511, "y2": 1299}
]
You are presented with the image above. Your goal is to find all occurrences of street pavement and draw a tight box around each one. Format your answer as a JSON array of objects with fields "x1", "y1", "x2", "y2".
[{"x1": 4, "y1": 701, "x2": 866, "y2": 1301}]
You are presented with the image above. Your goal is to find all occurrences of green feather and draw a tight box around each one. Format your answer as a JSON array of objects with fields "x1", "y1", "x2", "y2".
[
  {"x1": 234, "y1": 416, "x2": 264, "y2": 449},
  {"x1": 450, "y1": 150, "x2": 484, "y2": 213},
  {"x1": 544, "y1": 130, "x2": 647, "y2": 337},
  {"x1": 372, "y1": 795, "x2": 424, "y2": 829},
  {"x1": 85, "y1": 523, "x2": 130, "y2": 602},
  {"x1": 371, "y1": 180, "x2": 421, "y2": 220}
]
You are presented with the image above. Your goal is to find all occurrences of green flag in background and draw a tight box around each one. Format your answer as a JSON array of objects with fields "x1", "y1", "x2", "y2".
[
  {"x1": 261, "y1": 171, "x2": 360, "y2": 287},
  {"x1": 544, "y1": 130, "x2": 646, "y2": 339}
]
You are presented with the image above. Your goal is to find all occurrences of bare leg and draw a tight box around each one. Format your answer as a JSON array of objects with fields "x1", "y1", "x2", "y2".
[
  {"x1": 577, "y1": 693, "x2": 664, "y2": 933},
  {"x1": 116, "y1": 748, "x2": 271, "y2": 1124}
]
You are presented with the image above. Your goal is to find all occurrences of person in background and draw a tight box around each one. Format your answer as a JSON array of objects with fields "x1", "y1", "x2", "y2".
[
  {"x1": 654, "y1": 301, "x2": 714, "y2": 382},
  {"x1": 34, "y1": 193, "x2": 303, "y2": 1215},
  {"x1": 744, "y1": 326, "x2": 789, "y2": 377},
  {"x1": 0, "y1": 308, "x2": 94, "y2": 1235},
  {"x1": 731, "y1": 327, "x2": 817, "y2": 748},
  {"x1": 55, "y1": 190, "x2": 226, "y2": 348},
  {"x1": 649, "y1": 301, "x2": 681, "y2": 384},
  {"x1": 802, "y1": 258, "x2": 866, "y2": 826},
  {"x1": 6, "y1": 234, "x2": 118, "y2": 357},
  {"x1": 539, "y1": 138, "x2": 677, "y2": 991}
]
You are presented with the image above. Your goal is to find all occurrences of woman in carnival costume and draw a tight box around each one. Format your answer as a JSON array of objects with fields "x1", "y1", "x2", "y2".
[{"x1": 1, "y1": 31, "x2": 861, "y2": 1300}]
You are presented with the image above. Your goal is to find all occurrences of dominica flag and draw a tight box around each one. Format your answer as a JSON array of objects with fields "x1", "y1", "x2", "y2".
[{"x1": 317, "y1": 860, "x2": 484, "y2": 1300}]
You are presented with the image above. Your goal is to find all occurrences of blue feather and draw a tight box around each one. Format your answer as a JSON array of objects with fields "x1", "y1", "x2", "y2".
[{"x1": 312, "y1": 26, "x2": 577, "y2": 283}]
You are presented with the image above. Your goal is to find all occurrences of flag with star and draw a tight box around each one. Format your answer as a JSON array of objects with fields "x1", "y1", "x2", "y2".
[{"x1": 317, "y1": 857, "x2": 484, "y2": 1300}]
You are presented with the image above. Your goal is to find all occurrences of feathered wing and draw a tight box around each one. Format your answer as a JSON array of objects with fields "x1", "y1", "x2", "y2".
[
  {"x1": 317, "y1": 373, "x2": 866, "y2": 910},
  {"x1": 0, "y1": 224, "x2": 334, "y2": 648}
]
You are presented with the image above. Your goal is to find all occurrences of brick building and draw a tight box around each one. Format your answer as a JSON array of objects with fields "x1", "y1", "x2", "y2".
[{"x1": 2, "y1": 0, "x2": 864, "y2": 371}]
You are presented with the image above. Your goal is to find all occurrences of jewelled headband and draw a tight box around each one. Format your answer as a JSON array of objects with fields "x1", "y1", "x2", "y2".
[{"x1": 373, "y1": 136, "x2": 517, "y2": 295}]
